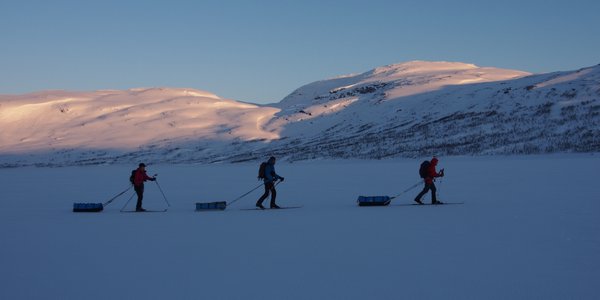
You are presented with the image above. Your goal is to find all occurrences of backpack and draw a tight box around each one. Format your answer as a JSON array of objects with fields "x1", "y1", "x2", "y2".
[
  {"x1": 258, "y1": 162, "x2": 267, "y2": 180},
  {"x1": 419, "y1": 160, "x2": 431, "y2": 178},
  {"x1": 129, "y1": 169, "x2": 137, "y2": 184}
]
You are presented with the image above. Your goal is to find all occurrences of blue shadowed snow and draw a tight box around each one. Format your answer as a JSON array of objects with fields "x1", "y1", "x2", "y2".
[{"x1": 0, "y1": 155, "x2": 598, "y2": 299}]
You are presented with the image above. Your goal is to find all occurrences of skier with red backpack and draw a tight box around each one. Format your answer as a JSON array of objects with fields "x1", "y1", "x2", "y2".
[
  {"x1": 414, "y1": 157, "x2": 445, "y2": 205},
  {"x1": 256, "y1": 156, "x2": 285, "y2": 209},
  {"x1": 131, "y1": 163, "x2": 156, "y2": 212}
]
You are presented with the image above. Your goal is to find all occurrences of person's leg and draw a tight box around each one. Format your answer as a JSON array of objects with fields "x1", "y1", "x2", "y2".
[
  {"x1": 135, "y1": 185, "x2": 144, "y2": 210},
  {"x1": 256, "y1": 183, "x2": 271, "y2": 208},
  {"x1": 269, "y1": 184, "x2": 278, "y2": 208},
  {"x1": 430, "y1": 183, "x2": 438, "y2": 204},
  {"x1": 414, "y1": 183, "x2": 429, "y2": 204}
]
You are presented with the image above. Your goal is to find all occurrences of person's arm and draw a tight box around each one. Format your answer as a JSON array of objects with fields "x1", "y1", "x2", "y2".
[
  {"x1": 271, "y1": 166, "x2": 284, "y2": 181},
  {"x1": 429, "y1": 166, "x2": 439, "y2": 178},
  {"x1": 143, "y1": 172, "x2": 156, "y2": 181},
  {"x1": 435, "y1": 168, "x2": 444, "y2": 177}
]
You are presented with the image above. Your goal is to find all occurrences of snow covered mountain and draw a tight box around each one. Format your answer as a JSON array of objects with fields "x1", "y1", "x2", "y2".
[
  {"x1": 0, "y1": 88, "x2": 280, "y2": 166},
  {"x1": 0, "y1": 88, "x2": 278, "y2": 151},
  {"x1": 1, "y1": 61, "x2": 599, "y2": 166},
  {"x1": 262, "y1": 61, "x2": 600, "y2": 160}
]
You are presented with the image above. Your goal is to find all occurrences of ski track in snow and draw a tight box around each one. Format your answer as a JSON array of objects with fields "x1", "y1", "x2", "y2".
[{"x1": 0, "y1": 155, "x2": 599, "y2": 299}]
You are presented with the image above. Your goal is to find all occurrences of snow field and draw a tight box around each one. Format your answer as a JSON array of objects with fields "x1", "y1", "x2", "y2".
[{"x1": 0, "y1": 155, "x2": 599, "y2": 299}]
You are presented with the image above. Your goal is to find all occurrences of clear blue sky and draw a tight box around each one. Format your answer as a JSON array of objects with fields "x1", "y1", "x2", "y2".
[{"x1": 1, "y1": 0, "x2": 598, "y2": 103}]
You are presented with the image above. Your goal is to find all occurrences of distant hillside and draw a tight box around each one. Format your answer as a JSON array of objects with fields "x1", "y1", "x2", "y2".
[
  {"x1": 255, "y1": 61, "x2": 599, "y2": 161},
  {"x1": 0, "y1": 61, "x2": 598, "y2": 167}
]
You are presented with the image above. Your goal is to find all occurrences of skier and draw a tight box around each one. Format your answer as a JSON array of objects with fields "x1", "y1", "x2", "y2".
[
  {"x1": 414, "y1": 157, "x2": 445, "y2": 205},
  {"x1": 132, "y1": 163, "x2": 156, "y2": 212},
  {"x1": 256, "y1": 156, "x2": 285, "y2": 209}
]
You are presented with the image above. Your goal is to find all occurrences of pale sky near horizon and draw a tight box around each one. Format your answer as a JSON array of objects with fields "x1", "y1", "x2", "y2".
[{"x1": 1, "y1": 0, "x2": 598, "y2": 103}]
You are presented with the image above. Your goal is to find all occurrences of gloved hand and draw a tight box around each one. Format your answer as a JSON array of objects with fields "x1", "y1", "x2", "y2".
[
  {"x1": 150, "y1": 178, "x2": 157, "y2": 181},
  {"x1": 280, "y1": 177, "x2": 285, "y2": 182}
]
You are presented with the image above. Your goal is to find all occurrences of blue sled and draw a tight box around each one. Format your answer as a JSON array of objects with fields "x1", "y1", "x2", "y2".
[
  {"x1": 357, "y1": 196, "x2": 391, "y2": 206},
  {"x1": 73, "y1": 203, "x2": 104, "y2": 212},
  {"x1": 196, "y1": 201, "x2": 227, "y2": 211}
]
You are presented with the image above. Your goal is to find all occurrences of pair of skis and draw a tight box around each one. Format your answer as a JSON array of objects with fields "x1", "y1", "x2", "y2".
[
  {"x1": 240, "y1": 206, "x2": 303, "y2": 211},
  {"x1": 121, "y1": 209, "x2": 168, "y2": 213},
  {"x1": 394, "y1": 202, "x2": 464, "y2": 207}
]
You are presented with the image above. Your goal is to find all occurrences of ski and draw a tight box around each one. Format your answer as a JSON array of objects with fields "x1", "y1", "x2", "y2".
[
  {"x1": 240, "y1": 206, "x2": 303, "y2": 211},
  {"x1": 120, "y1": 209, "x2": 168, "y2": 213},
  {"x1": 393, "y1": 202, "x2": 464, "y2": 207}
]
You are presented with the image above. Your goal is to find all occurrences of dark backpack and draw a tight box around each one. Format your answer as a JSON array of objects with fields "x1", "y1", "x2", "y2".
[
  {"x1": 419, "y1": 160, "x2": 431, "y2": 178},
  {"x1": 258, "y1": 162, "x2": 267, "y2": 179},
  {"x1": 129, "y1": 170, "x2": 136, "y2": 184}
]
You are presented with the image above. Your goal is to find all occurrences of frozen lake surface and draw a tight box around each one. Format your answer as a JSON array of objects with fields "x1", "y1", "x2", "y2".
[{"x1": 1, "y1": 155, "x2": 599, "y2": 299}]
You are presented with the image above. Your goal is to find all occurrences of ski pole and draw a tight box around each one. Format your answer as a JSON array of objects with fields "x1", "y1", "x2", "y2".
[
  {"x1": 390, "y1": 180, "x2": 422, "y2": 200},
  {"x1": 103, "y1": 186, "x2": 133, "y2": 207},
  {"x1": 154, "y1": 179, "x2": 171, "y2": 207},
  {"x1": 120, "y1": 190, "x2": 137, "y2": 212},
  {"x1": 227, "y1": 182, "x2": 265, "y2": 206}
]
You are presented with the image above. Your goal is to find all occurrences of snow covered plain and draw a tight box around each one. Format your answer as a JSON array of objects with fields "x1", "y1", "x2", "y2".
[{"x1": 1, "y1": 155, "x2": 599, "y2": 299}]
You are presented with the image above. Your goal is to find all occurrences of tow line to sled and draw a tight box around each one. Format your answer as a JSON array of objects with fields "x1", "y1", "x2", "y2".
[
  {"x1": 195, "y1": 180, "x2": 282, "y2": 211},
  {"x1": 357, "y1": 180, "x2": 422, "y2": 207},
  {"x1": 73, "y1": 178, "x2": 171, "y2": 213}
]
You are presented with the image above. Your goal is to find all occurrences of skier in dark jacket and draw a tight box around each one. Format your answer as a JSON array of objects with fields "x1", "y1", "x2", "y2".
[
  {"x1": 414, "y1": 157, "x2": 444, "y2": 205},
  {"x1": 256, "y1": 156, "x2": 284, "y2": 209},
  {"x1": 133, "y1": 163, "x2": 156, "y2": 212}
]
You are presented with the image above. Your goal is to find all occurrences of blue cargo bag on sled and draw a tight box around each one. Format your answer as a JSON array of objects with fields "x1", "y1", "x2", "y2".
[
  {"x1": 196, "y1": 201, "x2": 227, "y2": 211},
  {"x1": 357, "y1": 196, "x2": 391, "y2": 206},
  {"x1": 73, "y1": 203, "x2": 104, "y2": 212}
]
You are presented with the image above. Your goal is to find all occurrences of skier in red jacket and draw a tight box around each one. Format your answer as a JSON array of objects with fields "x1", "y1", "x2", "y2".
[
  {"x1": 133, "y1": 163, "x2": 156, "y2": 212},
  {"x1": 414, "y1": 157, "x2": 444, "y2": 205}
]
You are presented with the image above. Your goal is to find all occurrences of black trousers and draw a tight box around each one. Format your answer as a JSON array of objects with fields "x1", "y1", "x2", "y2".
[
  {"x1": 134, "y1": 185, "x2": 144, "y2": 209},
  {"x1": 256, "y1": 182, "x2": 277, "y2": 206},
  {"x1": 415, "y1": 182, "x2": 437, "y2": 203}
]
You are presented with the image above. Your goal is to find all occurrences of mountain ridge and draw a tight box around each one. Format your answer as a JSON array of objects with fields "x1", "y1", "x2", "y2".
[{"x1": 0, "y1": 61, "x2": 598, "y2": 167}]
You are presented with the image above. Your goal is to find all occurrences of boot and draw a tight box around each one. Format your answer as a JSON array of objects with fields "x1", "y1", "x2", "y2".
[{"x1": 270, "y1": 203, "x2": 281, "y2": 209}]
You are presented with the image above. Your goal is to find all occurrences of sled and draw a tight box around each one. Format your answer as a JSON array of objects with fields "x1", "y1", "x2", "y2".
[
  {"x1": 357, "y1": 196, "x2": 391, "y2": 206},
  {"x1": 196, "y1": 201, "x2": 227, "y2": 211},
  {"x1": 73, "y1": 203, "x2": 104, "y2": 212}
]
